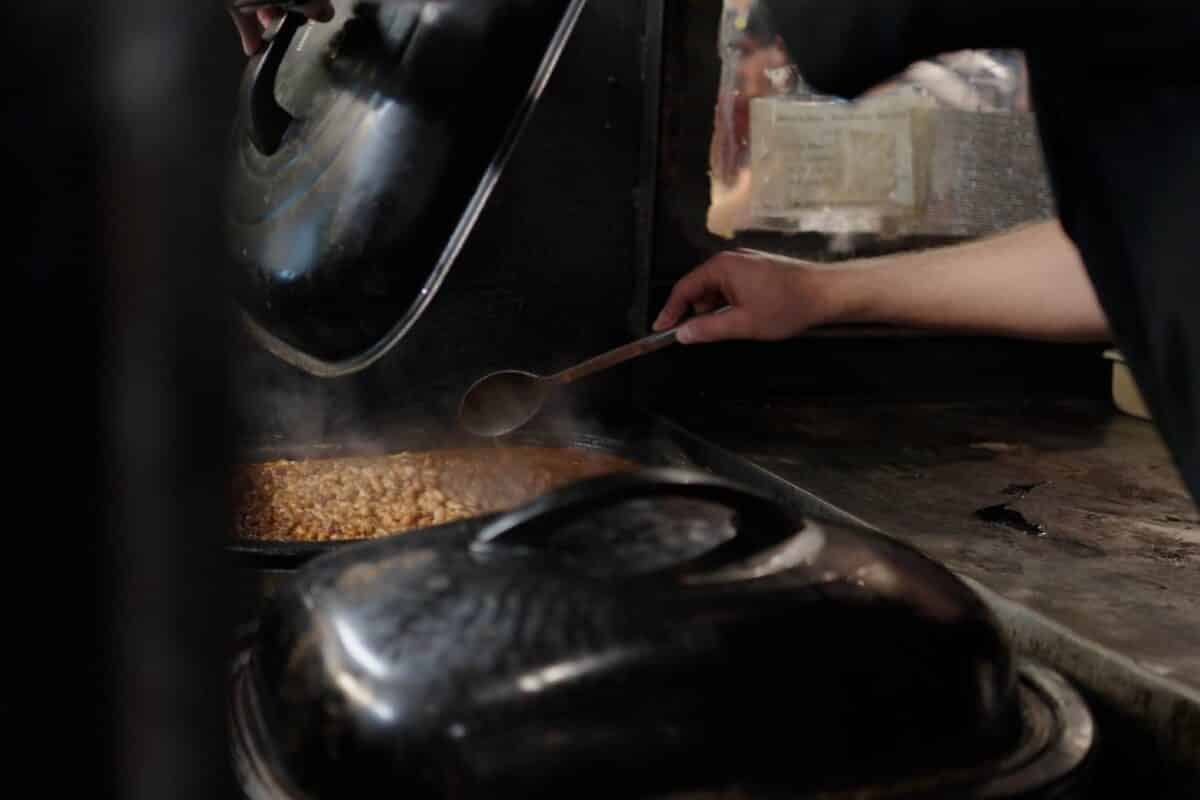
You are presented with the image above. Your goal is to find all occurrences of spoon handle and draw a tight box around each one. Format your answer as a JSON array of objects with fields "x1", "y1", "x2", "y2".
[{"x1": 550, "y1": 306, "x2": 731, "y2": 385}]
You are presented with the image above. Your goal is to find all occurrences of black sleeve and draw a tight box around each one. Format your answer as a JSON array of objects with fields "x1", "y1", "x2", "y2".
[
  {"x1": 758, "y1": 1, "x2": 1200, "y2": 501},
  {"x1": 759, "y1": 1, "x2": 1200, "y2": 98},
  {"x1": 758, "y1": 0, "x2": 1200, "y2": 500},
  {"x1": 1029, "y1": 63, "x2": 1200, "y2": 502}
]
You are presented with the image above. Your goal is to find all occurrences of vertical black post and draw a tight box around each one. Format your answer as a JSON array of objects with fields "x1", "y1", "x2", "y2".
[
  {"x1": 3, "y1": 3, "x2": 238, "y2": 797},
  {"x1": 99, "y1": 3, "x2": 241, "y2": 797}
]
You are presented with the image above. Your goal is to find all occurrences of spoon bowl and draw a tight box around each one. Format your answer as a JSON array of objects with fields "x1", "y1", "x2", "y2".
[
  {"x1": 459, "y1": 307, "x2": 731, "y2": 437},
  {"x1": 459, "y1": 370, "x2": 550, "y2": 438}
]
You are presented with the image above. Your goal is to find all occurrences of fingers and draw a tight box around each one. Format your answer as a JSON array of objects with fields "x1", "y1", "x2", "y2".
[
  {"x1": 691, "y1": 291, "x2": 724, "y2": 316},
  {"x1": 257, "y1": 7, "x2": 283, "y2": 27},
  {"x1": 231, "y1": 2, "x2": 335, "y2": 56},
  {"x1": 677, "y1": 307, "x2": 755, "y2": 345},
  {"x1": 301, "y1": 1, "x2": 336, "y2": 22},
  {"x1": 229, "y1": 9, "x2": 265, "y2": 55},
  {"x1": 653, "y1": 258, "x2": 730, "y2": 331}
]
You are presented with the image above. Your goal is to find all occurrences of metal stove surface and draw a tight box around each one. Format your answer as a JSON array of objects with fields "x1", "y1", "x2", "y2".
[{"x1": 229, "y1": 409, "x2": 1097, "y2": 798}]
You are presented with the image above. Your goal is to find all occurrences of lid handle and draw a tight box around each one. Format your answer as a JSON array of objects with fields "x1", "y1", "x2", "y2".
[
  {"x1": 242, "y1": 12, "x2": 304, "y2": 155},
  {"x1": 472, "y1": 469, "x2": 804, "y2": 578}
]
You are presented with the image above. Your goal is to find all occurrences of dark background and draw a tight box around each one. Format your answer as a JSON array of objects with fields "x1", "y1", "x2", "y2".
[
  {"x1": 8, "y1": 2, "x2": 241, "y2": 797},
  {"x1": 3, "y1": 1, "x2": 1108, "y2": 796}
]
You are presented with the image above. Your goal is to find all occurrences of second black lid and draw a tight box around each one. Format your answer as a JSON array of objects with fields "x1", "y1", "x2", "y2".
[{"x1": 236, "y1": 470, "x2": 1036, "y2": 797}]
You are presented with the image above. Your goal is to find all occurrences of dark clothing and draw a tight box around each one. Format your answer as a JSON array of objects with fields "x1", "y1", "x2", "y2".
[{"x1": 763, "y1": 1, "x2": 1200, "y2": 500}]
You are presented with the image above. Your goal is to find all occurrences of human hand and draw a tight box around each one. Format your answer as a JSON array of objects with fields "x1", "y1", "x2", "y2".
[
  {"x1": 653, "y1": 250, "x2": 860, "y2": 344},
  {"x1": 228, "y1": 1, "x2": 335, "y2": 56}
]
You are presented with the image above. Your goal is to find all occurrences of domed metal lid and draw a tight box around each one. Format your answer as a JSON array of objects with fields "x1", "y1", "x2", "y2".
[
  {"x1": 230, "y1": 470, "x2": 1094, "y2": 797},
  {"x1": 226, "y1": 0, "x2": 586, "y2": 376}
]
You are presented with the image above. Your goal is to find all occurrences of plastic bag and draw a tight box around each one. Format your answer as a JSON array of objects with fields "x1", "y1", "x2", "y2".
[{"x1": 708, "y1": 0, "x2": 1048, "y2": 241}]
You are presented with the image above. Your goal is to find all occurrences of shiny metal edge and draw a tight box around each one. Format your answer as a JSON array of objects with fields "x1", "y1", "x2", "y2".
[
  {"x1": 244, "y1": 0, "x2": 592, "y2": 378},
  {"x1": 960, "y1": 574, "x2": 1200, "y2": 719},
  {"x1": 230, "y1": 652, "x2": 313, "y2": 800},
  {"x1": 979, "y1": 661, "x2": 1096, "y2": 799}
]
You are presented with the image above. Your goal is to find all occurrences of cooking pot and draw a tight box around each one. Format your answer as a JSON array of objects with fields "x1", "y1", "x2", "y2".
[
  {"x1": 226, "y1": 0, "x2": 587, "y2": 376},
  {"x1": 231, "y1": 469, "x2": 1094, "y2": 798},
  {"x1": 229, "y1": 419, "x2": 695, "y2": 570}
]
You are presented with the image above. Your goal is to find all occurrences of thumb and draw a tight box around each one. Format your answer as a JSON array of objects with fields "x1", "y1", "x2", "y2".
[
  {"x1": 677, "y1": 307, "x2": 754, "y2": 344},
  {"x1": 229, "y1": 9, "x2": 264, "y2": 55}
]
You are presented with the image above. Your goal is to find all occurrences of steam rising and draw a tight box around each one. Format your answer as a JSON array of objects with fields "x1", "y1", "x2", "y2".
[{"x1": 232, "y1": 341, "x2": 391, "y2": 461}]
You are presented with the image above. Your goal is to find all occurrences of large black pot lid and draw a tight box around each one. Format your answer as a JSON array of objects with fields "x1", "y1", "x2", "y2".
[
  {"x1": 226, "y1": 0, "x2": 587, "y2": 376},
  {"x1": 233, "y1": 470, "x2": 1095, "y2": 798}
]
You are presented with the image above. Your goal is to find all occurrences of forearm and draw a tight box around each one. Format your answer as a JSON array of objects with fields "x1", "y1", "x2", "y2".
[{"x1": 831, "y1": 221, "x2": 1111, "y2": 342}]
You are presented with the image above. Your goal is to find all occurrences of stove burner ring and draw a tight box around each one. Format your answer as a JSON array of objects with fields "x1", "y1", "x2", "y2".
[
  {"x1": 229, "y1": 659, "x2": 1094, "y2": 799},
  {"x1": 976, "y1": 661, "x2": 1095, "y2": 798}
]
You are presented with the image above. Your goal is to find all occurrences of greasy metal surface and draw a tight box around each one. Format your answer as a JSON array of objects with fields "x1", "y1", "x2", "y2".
[
  {"x1": 670, "y1": 396, "x2": 1200, "y2": 689},
  {"x1": 663, "y1": 396, "x2": 1200, "y2": 794},
  {"x1": 962, "y1": 576, "x2": 1200, "y2": 797}
]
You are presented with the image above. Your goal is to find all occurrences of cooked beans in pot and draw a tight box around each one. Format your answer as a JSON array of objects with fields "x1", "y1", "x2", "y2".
[{"x1": 234, "y1": 447, "x2": 639, "y2": 542}]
